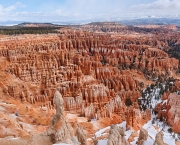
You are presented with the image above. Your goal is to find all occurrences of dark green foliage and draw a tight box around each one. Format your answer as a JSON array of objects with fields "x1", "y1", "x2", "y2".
[
  {"x1": 160, "y1": 115, "x2": 163, "y2": 121},
  {"x1": 168, "y1": 128, "x2": 173, "y2": 134},
  {"x1": 0, "y1": 26, "x2": 62, "y2": 35},
  {"x1": 125, "y1": 96, "x2": 132, "y2": 106},
  {"x1": 100, "y1": 56, "x2": 107, "y2": 65},
  {"x1": 139, "y1": 77, "x2": 176, "y2": 112},
  {"x1": 139, "y1": 82, "x2": 144, "y2": 88},
  {"x1": 152, "y1": 118, "x2": 155, "y2": 124},
  {"x1": 150, "y1": 84, "x2": 155, "y2": 89}
]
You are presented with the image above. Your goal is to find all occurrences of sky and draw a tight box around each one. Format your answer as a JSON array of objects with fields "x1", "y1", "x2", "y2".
[{"x1": 0, "y1": 0, "x2": 180, "y2": 22}]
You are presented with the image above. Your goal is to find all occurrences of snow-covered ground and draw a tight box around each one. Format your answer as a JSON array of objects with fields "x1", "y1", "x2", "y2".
[
  {"x1": 94, "y1": 119, "x2": 176, "y2": 145},
  {"x1": 53, "y1": 143, "x2": 70, "y2": 145},
  {"x1": 137, "y1": 81, "x2": 177, "y2": 145},
  {"x1": 0, "y1": 137, "x2": 19, "y2": 140},
  {"x1": 142, "y1": 120, "x2": 175, "y2": 145},
  {"x1": 93, "y1": 81, "x2": 178, "y2": 145},
  {"x1": 98, "y1": 139, "x2": 108, "y2": 145},
  {"x1": 91, "y1": 121, "x2": 133, "y2": 145}
]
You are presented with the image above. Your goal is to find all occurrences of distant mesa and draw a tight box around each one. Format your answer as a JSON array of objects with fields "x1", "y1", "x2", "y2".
[
  {"x1": 17, "y1": 22, "x2": 60, "y2": 28},
  {"x1": 88, "y1": 22, "x2": 121, "y2": 25}
]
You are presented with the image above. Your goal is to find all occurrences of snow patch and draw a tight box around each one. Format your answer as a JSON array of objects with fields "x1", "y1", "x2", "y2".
[
  {"x1": 93, "y1": 121, "x2": 131, "y2": 145},
  {"x1": 98, "y1": 139, "x2": 108, "y2": 145},
  {"x1": 143, "y1": 136, "x2": 154, "y2": 145},
  {"x1": 130, "y1": 137, "x2": 138, "y2": 145},
  {"x1": 53, "y1": 143, "x2": 70, "y2": 145}
]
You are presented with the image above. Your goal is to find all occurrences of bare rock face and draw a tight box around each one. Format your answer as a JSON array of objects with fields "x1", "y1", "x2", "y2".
[
  {"x1": 0, "y1": 28, "x2": 177, "y2": 132},
  {"x1": 154, "y1": 93, "x2": 180, "y2": 133},
  {"x1": 0, "y1": 24, "x2": 180, "y2": 141},
  {"x1": 167, "y1": 93, "x2": 180, "y2": 133},
  {"x1": 107, "y1": 124, "x2": 129, "y2": 145},
  {"x1": 137, "y1": 128, "x2": 148, "y2": 145},
  {"x1": 92, "y1": 135, "x2": 98, "y2": 145},
  {"x1": 174, "y1": 81, "x2": 180, "y2": 90},
  {"x1": 76, "y1": 123, "x2": 87, "y2": 145},
  {"x1": 46, "y1": 90, "x2": 79, "y2": 144},
  {"x1": 153, "y1": 131, "x2": 167, "y2": 145}
]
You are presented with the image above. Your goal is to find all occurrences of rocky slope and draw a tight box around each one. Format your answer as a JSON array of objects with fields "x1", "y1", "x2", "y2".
[{"x1": 0, "y1": 22, "x2": 180, "y2": 144}]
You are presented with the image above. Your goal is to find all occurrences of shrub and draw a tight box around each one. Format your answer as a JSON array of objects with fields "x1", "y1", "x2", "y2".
[{"x1": 125, "y1": 96, "x2": 132, "y2": 106}]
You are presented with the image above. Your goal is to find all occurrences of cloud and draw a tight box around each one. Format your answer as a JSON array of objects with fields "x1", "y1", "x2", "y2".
[
  {"x1": 53, "y1": 0, "x2": 125, "y2": 18},
  {"x1": 0, "y1": 2, "x2": 26, "y2": 13},
  {"x1": 52, "y1": 9, "x2": 68, "y2": 17},
  {"x1": 127, "y1": 0, "x2": 180, "y2": 18},
  {"x1": 0, "y1": 2, "x2": 27, "y2": 21},
  {"x1": 1, "y1": 0, "x2": 180, "y2": 23},
  {"x1": 0, "y1": 5, "x2": 14, "y2": 12},
  {"x1": 15, "y1": 2, "x2": 26, "y2": 8},
  {"x1": 130, "y1": 0, "x2": 180, "y2": 11}
]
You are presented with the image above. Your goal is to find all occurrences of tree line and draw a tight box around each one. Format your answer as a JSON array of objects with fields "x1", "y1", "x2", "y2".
[{"x1": 0, "y1": 27, "x2": 61, "y2": 35}]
